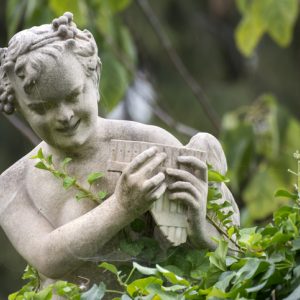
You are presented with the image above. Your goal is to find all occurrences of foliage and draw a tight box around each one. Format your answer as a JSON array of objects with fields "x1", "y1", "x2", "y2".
[
  {"x1": 31, "y1": 148, "x2": 107, "y2": 203},
  {"x1": 235, "y1": 0, "x2": 299, "y2": 57},
  {"x1": 10, "y1": 157, "x2": 300, "y2": 299},
  {"x1": 221, "y1": 94, "x2": 300, "y2": 222}
]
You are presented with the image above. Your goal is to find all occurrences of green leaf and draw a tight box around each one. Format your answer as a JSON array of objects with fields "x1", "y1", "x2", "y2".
[
  {"x1": 120, "y1": 239, "x2": 144, "y2": 257},
  {"x1": 235, "y1": 0, "x2": 298, "y2": 57},
  {"x1": 208, "y1": 170, "x2": 230, "y2": 183},
  {"x1": 263, "y1": 0, "x2": 298, "y2": 47},
  {"x1": 98, "y1": 191, "x2": 107, "y2": 201},
  {"x1": 208, "y1": 240, "x2": 228, "y2": 272},
  {"x1": 46, "y1": 155, "x2": 53, "y2": 165},
  {"x1": 275, "y1": 189, "x2": 298, "y2": 200},
  {"x1": 54, "y1": 280, "x2": 80, "y2": 296},
  {"x1": 63, "y1": 176, "x2": 76, "y2": 189},
  {"x1": 132, "y1": 262, "x2": 159, "y2": 276},
  {"x1": 127, "y1": 277, "x2": 163, "y2": 297},
  {"x1": 98, "y1": 262, "x2": 119, "y2": 275},
  {"x1": 37, "y1": 148, "x2": 44, "y2": 159},
  {"x1": 35, "y1": 287, "x2": 52, "y2": 300},
  {"x1": 75, "y1": 191, "x2": 89, "y2": 201},
  {"x1": 87, "y1": 172, "x2": 105, "y2": 185},
  {"x1": 35, "y1": 161, "x2": 48, "y2": 170},
  {"x1": 235, "y1": 8, "x2": 265, "y2": 57},
  {"x1": 156, "y1": 265, "x2": 190, "y2": 286},
  {"x1": 100, "y1": 52, "x2": 129, "y2": 112},
  {"x1": 81, "y1": 283, "x2": 106, "y2": 300},
  {"x1": 146, "y1": 284, "x2": 180, "y2": 300}
]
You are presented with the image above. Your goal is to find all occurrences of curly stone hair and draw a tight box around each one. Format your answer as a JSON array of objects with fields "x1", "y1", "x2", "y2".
[{"x1": 0, "y1": 12, "x2": 101, "y2": 115}]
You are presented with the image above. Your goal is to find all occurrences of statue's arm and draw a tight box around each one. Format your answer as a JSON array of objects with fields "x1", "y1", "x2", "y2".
[{"x1": 0, "y1": 147, "x2": 167, "y2": 279}]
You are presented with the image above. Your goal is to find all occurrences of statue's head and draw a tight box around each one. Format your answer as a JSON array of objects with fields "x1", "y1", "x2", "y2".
[{"x1": 0, "y1": 13, "x2": 102, "y2": 149}]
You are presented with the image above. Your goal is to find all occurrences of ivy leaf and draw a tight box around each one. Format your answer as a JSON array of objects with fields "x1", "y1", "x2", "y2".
[
  {"x1": 63, "y1": 176, "x2": 76, "y2": 189},
  {"x1": 132, "y1": 262, "x2": 159, "y2": 276},
  {"x1": 35, "y1": 161, "x2": 48, "y2": 170},
  {"x1": 81, "y1": 283, "x2": 106, "y2": 300},
  {"x1": 208, "y1": 170, "x2": 230, "y2": 183},
  {"x1": 208, "y1": 240, "x2": 228, "y2": 272},
  {"x1": 87, "y1": 172, "x2": 105, "y2": 185},
  {"x1": 35, "y1": 286, "x2": 52, "y2": 300},
  {"x1": 235, "y1": 0, "x2": 298, "y2": 57},
  {"x1": 127, "y1": 277, "x2": 163, "y2": 297},
  {"x1": 275, "y1": 189, "x2": 298, "y2": 200},
  {"x1": 156, "y1": 264, "x2": 190, "y2": 286},
  {"x1": 98, "y1": 262, "x2": 119, "y2": 275}
]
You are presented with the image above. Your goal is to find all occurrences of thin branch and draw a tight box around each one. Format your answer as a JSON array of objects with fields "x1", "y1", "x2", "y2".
[
  {"x1": 207, "y1": 214, "x2": 244, "y2": 254},
  {"x1": 136, "y1": 0, "x2": 221, "y2": 134},
  {"x1": 151, "y1": 103, "x2": 198, "y2": 137},
  {"x1": 2, "y1": 113, "x2": 40, "y2": 146},
  {"x1": 103, "y1": 34, "x2": 200, "y2": 138}
]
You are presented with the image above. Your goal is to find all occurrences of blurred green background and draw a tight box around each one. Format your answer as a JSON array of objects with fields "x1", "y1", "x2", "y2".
[{"x1": 1, "y1": 0, "x2": 300, "y2": 296}]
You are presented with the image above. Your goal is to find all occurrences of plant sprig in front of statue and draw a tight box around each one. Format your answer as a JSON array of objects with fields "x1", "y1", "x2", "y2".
[
  {"x1": 206, "y1": 165, "x2": 243, "y2": 254},
  {"x1": 31, "y1": 148, "x2": 107, "y2": 204}
]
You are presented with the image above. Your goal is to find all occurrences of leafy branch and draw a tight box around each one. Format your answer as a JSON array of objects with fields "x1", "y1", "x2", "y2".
[{"x1": 31, "y1": 148, "x2": 107, "y2": 204}]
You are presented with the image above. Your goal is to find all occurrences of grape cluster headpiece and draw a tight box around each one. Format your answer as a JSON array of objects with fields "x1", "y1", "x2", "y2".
[{"x1": 0, "y1": 12, "x2": 101, "y2": 115}]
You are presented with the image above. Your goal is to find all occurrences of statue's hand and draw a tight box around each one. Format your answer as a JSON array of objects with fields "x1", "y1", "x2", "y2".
[
  {"x1": 166, "y1": 156, "x2": 208, "y2": 222},
  {"x1": 115, "y1": 147, "x2": 167, "y2": 214}
]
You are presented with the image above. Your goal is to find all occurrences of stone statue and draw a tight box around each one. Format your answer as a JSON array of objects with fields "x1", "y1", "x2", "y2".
[{"x1": 0, "y1": 13, "x2": 239, "y2": 294}]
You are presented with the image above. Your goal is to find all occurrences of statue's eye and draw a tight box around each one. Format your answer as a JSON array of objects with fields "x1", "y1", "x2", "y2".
[{"x1": 28, "y1": 103, "x2": 48, "y2": 115}]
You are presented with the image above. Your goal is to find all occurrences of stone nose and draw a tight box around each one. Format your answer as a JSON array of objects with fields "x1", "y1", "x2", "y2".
[{"x1": 56, "y1": 104, "x2": 74, "y2": 125}]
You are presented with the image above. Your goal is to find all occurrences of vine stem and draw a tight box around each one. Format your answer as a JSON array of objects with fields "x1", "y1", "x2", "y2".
[
  {"x1": 45, "y1": 162, "x2": 101, "y2": 204},
  {"x1": 206, "y1": 215, "x2": 244, "y2": 254},
  {"x1": 124, "y1": 267, "x2": 136, "y2": 285},
  {"x1": 106, "y1": 289, "x2": 124, "y2": 295}
]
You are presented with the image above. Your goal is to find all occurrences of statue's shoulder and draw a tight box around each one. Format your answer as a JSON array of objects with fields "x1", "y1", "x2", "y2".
[
  {"x1": 0, "y1": 142, "x2": 45, "y2": 196},
  {"x1": 103, "y1": 119, "x2": 182, "y2": 146}
]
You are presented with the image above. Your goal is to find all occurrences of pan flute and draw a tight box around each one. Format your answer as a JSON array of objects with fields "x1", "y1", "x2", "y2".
[{"x1": 107, "y1": 139, "x2": 207, "y2": 246}]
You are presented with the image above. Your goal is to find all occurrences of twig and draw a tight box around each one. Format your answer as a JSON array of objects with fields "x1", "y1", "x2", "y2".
[
  {"x1": 207, "y1": 214, "x2": 244, "y2": 254},
  {"x1": 2, "y1": 113, "x2": 40, "y2": 146},
  {"x1": 136, "y1": 0, "x2": 221, "y2": 134},
  {"x1": 151, "y1": 103, "x2": 198, "y2": 137}
]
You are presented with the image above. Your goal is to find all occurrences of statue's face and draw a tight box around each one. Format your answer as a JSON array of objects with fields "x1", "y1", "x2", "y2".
[{"x1": 11, "y1": 51, "x2": 99, "y2": 150}]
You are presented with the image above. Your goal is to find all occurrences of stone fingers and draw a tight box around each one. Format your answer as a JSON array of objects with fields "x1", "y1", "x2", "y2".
[
  {"x1": 142, "y1": 172, "x2": 165, "y2": 192},
  {"x1": 168, "y1": 181, "x2": 199, "y2": 199},
  {"x1": 177, "y1": 156, "x2": 207, "y2": 182},
  {"x1": 166, "y1": 168, "x2": 200, "y2": 188},
  {"x1": 148, "y1": 182, "x2": 167, "y2": 202},
  {"x1": 124, "y1": 146, "x2": 158, "y2": 175}
]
